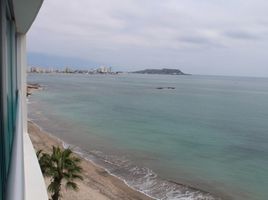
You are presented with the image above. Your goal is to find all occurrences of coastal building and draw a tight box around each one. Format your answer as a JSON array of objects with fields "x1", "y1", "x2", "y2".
[
  {"x1": 97, "y1": 66, "x2": 112, "y2": 73},
  {"x1": 28, "y1": 66, "x2": 116, "y2": 74},
  {"x1": 29, "y1": 66, "x2": 42, "y2": 73},
  {"x1": 0, "y1": 0, "x2": 47, "y2": 200},
  {"x1": 64, "y1": 66, "x2": 72, "y2": 73}
]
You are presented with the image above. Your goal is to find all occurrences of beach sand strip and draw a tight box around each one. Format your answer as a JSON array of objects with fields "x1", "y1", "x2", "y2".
[{"x1": 28, "y1": 121, "x2": 153, "y2": 200}]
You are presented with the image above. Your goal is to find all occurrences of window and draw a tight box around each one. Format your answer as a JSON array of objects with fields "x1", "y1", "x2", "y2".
[{"x1": 0, "y1": 1, "x2": 17, "y2": 199}]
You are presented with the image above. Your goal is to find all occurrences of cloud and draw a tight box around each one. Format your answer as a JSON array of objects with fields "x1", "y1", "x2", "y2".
[
  {"x1": 27, "y1": 0, "x2": 268, "y2": 76},
  {"x1": 223, "y1": 30, "x2": 261, "y2": 40}
]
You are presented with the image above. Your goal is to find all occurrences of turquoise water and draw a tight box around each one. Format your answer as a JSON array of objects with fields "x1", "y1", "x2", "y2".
[{"x1": 28, "y1": 74, "x2": 268, "y2": 200}]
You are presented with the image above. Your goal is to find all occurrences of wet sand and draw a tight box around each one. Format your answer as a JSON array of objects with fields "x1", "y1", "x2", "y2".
[{"x1": 28, "y1": 121, "x2": 153, "y2": 200}]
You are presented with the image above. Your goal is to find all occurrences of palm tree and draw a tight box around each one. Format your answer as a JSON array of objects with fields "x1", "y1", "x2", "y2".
[
  {"x1": 37, "y1": 146, "x2": 83, "y2": 200},
  {"x1": 37, "y1": 149, "x2": 51, "y2": 174}
]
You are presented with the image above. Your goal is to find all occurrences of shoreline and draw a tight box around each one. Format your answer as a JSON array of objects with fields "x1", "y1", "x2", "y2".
[
  {"x1": 28, "y1": 120, "x2": 153, "y2": 200},
  {"x1": 27, "y1": 83, "x2": 42, "y2": 97},
  {"x1": 28, "y1": 120, "x2": 221, "y2": 200}
]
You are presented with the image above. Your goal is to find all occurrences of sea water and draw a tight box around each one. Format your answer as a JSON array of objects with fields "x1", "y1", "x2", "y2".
[{"x1": 28, "y1": 73, "x2": 268, "y2": 200}]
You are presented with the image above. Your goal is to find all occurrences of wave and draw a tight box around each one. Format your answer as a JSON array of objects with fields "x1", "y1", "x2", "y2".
[
  {"x1": 29, "y1": 110, "x2": 219, "y2": 200},
  {"x1": 62, "y1": 142, "x2": 220, "y2": 200}
]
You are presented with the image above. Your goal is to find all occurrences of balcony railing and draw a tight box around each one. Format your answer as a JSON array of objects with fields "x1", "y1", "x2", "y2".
[
  {"x1": 6, "y1": 91, "x2": 24, "y2": 200},
  {"x1": 6, "y1": 91, "x2": 48, "y2": 200}
]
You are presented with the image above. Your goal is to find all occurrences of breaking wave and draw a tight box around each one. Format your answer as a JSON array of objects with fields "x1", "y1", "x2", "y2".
[{"x1": 63, "y1": 142, "x2": 220, "y2": 200}]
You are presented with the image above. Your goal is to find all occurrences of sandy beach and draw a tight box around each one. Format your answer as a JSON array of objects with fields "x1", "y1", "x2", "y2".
[{"x1": 28, "y1": 121, "x2": 153, "y2": 200}]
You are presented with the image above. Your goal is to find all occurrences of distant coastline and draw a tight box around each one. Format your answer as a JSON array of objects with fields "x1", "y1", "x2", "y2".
[
  {"x1": 28, "y1": 66, "x2": 120, "y2": 75},
  {"x1": 132, "y1": 68, "x2": 190, "y2": 75},
  {"x1": 28, "y1": 66, "x2": 190, "y2": 76}
]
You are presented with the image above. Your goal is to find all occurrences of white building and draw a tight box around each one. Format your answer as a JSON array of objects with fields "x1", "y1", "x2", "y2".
[
  {"x1": 0, "y1": 0, "x2": 47, "y2": 200},
  {"x1": 97, "y1": 66, "x2": 112, "y2": 73}
]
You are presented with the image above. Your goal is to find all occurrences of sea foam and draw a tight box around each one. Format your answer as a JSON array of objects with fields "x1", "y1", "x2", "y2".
[{"x1": 62, "y1": 141, "x2": 219, "y2": 200}]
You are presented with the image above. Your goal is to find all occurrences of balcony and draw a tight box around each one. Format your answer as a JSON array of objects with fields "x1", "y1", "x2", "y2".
[{"x1": 6, "y1": 92, "x2": 48, "y2": 200}]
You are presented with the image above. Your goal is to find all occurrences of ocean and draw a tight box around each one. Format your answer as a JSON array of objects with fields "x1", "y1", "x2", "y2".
[{"x1": 28, "y1": 73, "x2": 268, "y2": 200}]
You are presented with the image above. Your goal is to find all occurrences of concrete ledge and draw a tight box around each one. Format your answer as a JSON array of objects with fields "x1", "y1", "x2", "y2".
[{"x1": 12, "y1": 0, "x2": 44, "y2": 33}]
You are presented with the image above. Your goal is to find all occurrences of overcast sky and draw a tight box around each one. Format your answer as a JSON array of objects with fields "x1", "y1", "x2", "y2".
[{"x1": 28, "y1": 0, "x2": 268, "y2": 76}]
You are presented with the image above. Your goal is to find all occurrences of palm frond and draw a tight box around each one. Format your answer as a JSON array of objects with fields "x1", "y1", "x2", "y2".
[
  {"x1": 37, "y1": 146, "x2": 83, "y2": 200},
  {"x1": 65, "y1": 181, "x2": 78, "y2": 191}
]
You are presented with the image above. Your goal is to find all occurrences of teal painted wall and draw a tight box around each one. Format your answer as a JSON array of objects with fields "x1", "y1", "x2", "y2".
[{"x1": 0, "y1": 0, "x2": 18, "y2": 199}]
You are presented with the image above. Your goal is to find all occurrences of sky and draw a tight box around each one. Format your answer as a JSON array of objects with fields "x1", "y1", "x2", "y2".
[{"x1": 28, "y1": 0, "x2": 268, "y2": 76}]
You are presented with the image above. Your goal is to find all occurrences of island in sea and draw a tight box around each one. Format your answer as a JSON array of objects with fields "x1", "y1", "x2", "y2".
[{"x1": 132, "y1": 68, "x2": 189, "y2": 75}]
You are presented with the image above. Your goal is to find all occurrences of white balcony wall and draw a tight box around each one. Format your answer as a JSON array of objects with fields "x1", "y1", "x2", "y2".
[
  {"x1": 24, "y1": 132, "x2": 48, "y2": 200},
  {"x1": 18, "y1": 34, "x2": 48, "y2": 200}
]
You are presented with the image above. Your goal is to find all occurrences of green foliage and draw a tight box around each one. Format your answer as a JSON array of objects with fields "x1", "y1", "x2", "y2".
[{"x1": 37, "y1": 146, "x2": 83, "y2": 200}]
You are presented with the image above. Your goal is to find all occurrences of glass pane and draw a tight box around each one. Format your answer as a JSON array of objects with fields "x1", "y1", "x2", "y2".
[{"x1": 0, "y1": 2, "x2": 17, "y2": 199}]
